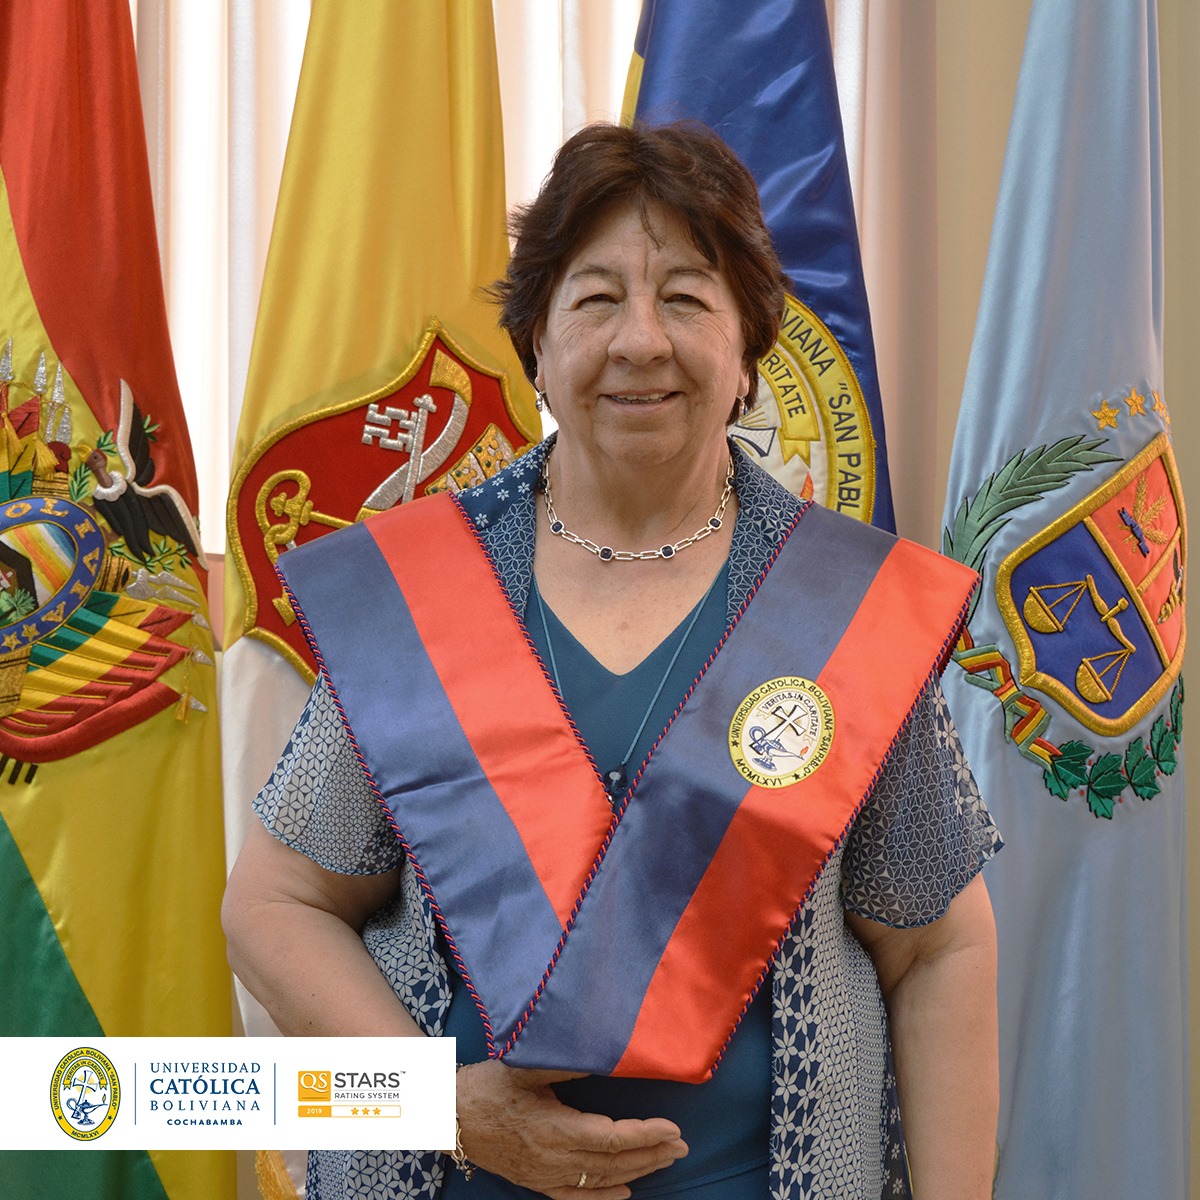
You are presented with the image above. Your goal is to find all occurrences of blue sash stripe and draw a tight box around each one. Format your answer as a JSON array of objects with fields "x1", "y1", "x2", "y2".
[{"x1": 278, "y1": 522, "x2": 568, "y2": 1038}]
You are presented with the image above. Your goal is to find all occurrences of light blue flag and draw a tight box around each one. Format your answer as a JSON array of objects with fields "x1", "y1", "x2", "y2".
[
  {"x1": 625, "y1": 0, "x2": 895, "y2": 531},
  {"x1": 940, "y1": 2, "x2": 1187, "y2": 1197}
]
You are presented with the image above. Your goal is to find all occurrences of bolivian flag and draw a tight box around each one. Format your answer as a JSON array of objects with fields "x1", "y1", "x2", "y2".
[{"x1": 0, "y1": 4, "x2": 232, "y2": 1198}]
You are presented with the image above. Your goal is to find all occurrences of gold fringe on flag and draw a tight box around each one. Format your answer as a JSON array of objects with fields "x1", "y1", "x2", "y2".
[{"x1": 255, "y1": 1149, "x2": 303, "y2": 1200}]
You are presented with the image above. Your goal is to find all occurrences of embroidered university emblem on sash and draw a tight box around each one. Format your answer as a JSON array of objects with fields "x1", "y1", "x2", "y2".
[
  {"x1": 729, "y1": 676, "x2": 834, "y2": 786},
  {"x1": 996, "y1": 433, "x2": 1185, "y2": 736}
]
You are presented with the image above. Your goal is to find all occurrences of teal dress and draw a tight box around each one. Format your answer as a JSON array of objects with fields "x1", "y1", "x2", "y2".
[{"x1": 441, "y1": 567, "x2": 771, "y2": 1198}]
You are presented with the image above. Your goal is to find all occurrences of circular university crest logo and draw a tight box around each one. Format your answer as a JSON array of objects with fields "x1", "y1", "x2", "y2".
[
  {"x1": 728, "y1": 676, "x2": 835, "y2": 788},
  {"x1": 51, "y1": 1046, "x2": 120, "y2": 1141}
]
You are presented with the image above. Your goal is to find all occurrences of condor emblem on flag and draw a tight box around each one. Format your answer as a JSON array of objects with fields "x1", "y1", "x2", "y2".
[
  {"x1": 996, "y1": 433, "x2": 1185, "y2": 736},
  {"x1": 228, "y1": 320, "x2": 533, "y2": 677}
]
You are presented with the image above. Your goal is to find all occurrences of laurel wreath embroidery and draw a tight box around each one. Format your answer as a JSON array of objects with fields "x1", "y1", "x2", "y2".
[
  {"x1": 942, "y1": 435, "x2": 1121, "y2": 623},
  {"x1": 943, "y1": 433, "x2": 1184, "y2": 819},
  {"x1": 1040, "y1": 678, "x2": 1184, "y2": 817}
]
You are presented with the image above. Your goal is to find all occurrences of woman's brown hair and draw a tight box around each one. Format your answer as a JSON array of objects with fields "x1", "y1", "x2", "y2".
[{"x1": 491, "y1": 121, "x2": 789, "y2": 406}]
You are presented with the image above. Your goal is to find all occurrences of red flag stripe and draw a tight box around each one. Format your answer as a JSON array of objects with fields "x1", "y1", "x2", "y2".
[{"x1": 0, "y1": 2, "x2": 199, "y2": 510}]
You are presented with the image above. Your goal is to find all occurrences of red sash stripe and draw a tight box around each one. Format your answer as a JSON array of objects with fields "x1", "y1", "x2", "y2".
[
  {"x1": 612, "y1": 539, "x2": 977, "y2": 1077},
  {"x1": 365, "y1": 496, "x2": 613, "y2": 927}
]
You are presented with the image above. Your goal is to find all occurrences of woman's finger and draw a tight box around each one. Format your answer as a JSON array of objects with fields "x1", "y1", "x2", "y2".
[
  {"x1": 566, "y1": 1111, "x2": 683, "y2": 1152},
  {"x1": 544, "y1": 1192, "x2": 630, "y2": 1200},
  {"x1": 555, "y1": 1138, "x2": 689, "y2": 1191}
]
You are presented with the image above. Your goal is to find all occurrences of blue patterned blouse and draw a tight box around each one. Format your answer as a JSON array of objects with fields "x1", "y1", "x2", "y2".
[{"x1": 254, "y1": 440, "x2": 1002, "y2": 1200}]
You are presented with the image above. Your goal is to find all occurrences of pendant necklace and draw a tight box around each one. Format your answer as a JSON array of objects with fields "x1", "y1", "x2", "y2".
[{"x1": 533, "y1": 572, "x2": 721, "y2": 805}]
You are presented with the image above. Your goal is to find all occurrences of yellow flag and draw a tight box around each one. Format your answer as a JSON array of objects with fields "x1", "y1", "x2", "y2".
[
  {"x1": 226, "y1": 0, "x2": 537, "y2": 675},
  {"x1": 224, "y1": 6, "x2": 536, "y2": 1195}
]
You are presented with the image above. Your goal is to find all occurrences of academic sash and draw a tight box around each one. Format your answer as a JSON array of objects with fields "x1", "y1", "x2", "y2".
[{"x1": 278, "y1": 491, "x2": 977, "y2": 1083}]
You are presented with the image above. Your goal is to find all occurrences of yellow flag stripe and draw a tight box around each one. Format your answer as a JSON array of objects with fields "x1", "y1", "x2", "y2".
[{"x1": 621, "y1": 51, "x2": 645, "y2": 125}]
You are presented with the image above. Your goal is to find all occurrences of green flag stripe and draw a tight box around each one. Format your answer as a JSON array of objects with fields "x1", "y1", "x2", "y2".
[
  {"x1": 0, "y1": 811, "x2": 99, "y2": 1033},
  {"x1": 0, "y1": 1153, "x2": 171, "y2": 1200},
  {"x1": 0, "y1": 815, "x2": 171, "y2": 1200}
]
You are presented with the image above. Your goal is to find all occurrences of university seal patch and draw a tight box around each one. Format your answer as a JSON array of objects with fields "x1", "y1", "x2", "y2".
[
  {"x1": 50, "y1": 1046, "x2": 120, "y2": 1141},
  {"x1": 728, "y1": 676, "x2": 835, "y2": 788}
]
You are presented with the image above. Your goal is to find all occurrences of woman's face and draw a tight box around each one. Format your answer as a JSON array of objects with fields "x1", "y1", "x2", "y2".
[{"x1": 532, "y1": 200, "x2": 750, "y2": 473}]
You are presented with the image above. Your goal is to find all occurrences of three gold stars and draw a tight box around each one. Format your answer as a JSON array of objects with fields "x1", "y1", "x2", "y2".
[{"x1": 1090, "y1": 386, "x2": 1167, "y2": 431}]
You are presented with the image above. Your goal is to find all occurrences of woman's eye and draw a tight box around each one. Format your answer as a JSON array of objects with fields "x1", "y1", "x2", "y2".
[{"x1": 666, "y1": 293, "x2": 703, "y2": 307}]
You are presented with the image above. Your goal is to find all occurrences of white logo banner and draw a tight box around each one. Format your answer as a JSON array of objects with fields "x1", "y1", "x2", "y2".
[{"x1": 0, "y1": 1036, "x2": 456, "y2": 1150}]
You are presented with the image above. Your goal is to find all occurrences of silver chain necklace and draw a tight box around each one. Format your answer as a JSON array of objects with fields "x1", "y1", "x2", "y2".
[{"x1": 542, "y1": 452, "x2": 735, "y2": 562}]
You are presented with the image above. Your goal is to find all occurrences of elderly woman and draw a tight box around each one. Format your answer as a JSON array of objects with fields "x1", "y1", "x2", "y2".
[{"x1": 224, "y1": 122, "x2": 1001, "y2": 1200}]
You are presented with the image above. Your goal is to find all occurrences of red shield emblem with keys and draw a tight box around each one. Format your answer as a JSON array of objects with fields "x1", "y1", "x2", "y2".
[{"x1": 228, "y1": 320, "x2": 534, "y2": 678}]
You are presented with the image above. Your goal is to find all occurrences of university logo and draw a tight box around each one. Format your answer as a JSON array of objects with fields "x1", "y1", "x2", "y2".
[
  {"x1": 728, "y1": 676, "x2": 834, "y2": 788},
  {"x1": 996, "y1": 433, "x2": 1185, "y2": 736},
  {"x1": 228, "y1": 319, "x2": 535, "y2": 678},
  {"x1": 50, "y1": 1046, "x2": 120, "y2": 1141},
  {"x1": 734, "y1": 295, "x2": 879, "y2": 522}
]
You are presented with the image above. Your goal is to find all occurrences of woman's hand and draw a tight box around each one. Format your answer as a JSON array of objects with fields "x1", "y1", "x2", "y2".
[{"x1": 455, "y1": 1060, "x2": 688, "y2": 1199}]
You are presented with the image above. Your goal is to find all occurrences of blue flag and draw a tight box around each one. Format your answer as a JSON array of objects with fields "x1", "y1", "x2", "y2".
[
  {"x1": 940, "y1": 2, "x2": 1187, "y2": 1196},
  {"x1": 626, "y1": 0, "x2": 895, "y2": 531}
]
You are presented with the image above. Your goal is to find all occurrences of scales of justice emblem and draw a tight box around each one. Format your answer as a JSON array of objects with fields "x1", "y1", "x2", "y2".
[{"x1": 996, "y1": 433, "x2": 1185, "y2": 737}]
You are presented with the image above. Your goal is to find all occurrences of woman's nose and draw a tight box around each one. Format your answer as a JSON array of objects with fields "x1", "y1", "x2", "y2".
[{"x1": 608, "y1": 297, "x2": 672, "y2": 363}]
